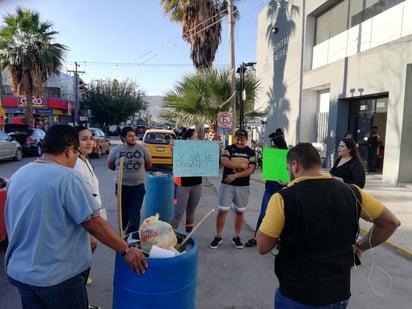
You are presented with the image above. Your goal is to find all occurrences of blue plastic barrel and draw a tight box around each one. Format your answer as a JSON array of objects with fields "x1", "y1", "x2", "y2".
[
  {"x1": 144, "y1": 172, "x2": 174, "y2": 222},
  {"x1": 112, "y1": 238, "x2": 198, "y2": 309}
]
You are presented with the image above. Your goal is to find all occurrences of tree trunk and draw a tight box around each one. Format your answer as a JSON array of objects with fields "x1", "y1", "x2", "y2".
[{"x1": 25, "y1": 92, "x2": 33, "y2": 126}]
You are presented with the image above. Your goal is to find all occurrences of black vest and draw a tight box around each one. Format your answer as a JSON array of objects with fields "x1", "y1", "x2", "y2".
[{"x1": 276, "y1": 178, "x2": 361, "y2": 306}]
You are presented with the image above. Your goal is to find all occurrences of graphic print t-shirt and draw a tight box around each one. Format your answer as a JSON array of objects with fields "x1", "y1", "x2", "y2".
[
  {"x1": 108, "y1": 143, "x2": 151, "y2": 186},
  {"x1": 221, "y1": 144, "x2": 256, "y2": 186}
]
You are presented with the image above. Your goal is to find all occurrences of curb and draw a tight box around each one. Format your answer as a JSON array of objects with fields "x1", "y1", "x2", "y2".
[{"x1": 359, "y1": 227, "x2": 412, "y2": 261}]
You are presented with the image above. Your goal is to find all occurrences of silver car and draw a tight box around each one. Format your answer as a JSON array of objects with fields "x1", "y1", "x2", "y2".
[{"x1": 0, "y1": 130, "x2": 23, "y2": 161}]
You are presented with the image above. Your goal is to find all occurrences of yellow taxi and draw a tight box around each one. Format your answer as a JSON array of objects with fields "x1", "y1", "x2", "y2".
[{"x1": 142, "y1": 129, "x2": 176, "y2": 169}]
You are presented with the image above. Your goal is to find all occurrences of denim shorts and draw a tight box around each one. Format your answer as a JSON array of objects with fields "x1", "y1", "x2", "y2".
[{"x1": 275, "y1": 288, "x2": 349, "y2": 309}]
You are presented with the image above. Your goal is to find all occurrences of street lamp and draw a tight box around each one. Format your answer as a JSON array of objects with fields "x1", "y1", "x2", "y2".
[{"x1": 236, "y1": 62, "x2": 256, "y2": 130}]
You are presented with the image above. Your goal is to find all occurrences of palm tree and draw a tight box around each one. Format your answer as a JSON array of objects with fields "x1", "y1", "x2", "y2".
[
  {"x1": 0, "y1": 7, "x2": 67, "y2": 125},
  {"x1": 162, "y1": 68, "x2": 260, "y2": 138},
  {"x1": 161, "y1": 0, "x2": 230, "y2": 71}
]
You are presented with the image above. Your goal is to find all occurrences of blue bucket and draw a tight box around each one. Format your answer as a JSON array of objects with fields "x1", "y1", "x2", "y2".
[
  {"x1": 144, "y1": 172, "x2": 174, "y2": 222},
  {"x1": 112, "y1": 237, "x2": 198, "y2": 309}
]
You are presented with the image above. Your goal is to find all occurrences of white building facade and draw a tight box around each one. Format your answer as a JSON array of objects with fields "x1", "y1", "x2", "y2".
[{"x1": 255, "y1": 0, "x2": 412, "y2": 184}]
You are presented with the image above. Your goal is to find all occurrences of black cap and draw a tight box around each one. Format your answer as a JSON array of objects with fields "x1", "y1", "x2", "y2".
[{"x1": 235, "y1": 129, "x2": 248, "y2": 138}]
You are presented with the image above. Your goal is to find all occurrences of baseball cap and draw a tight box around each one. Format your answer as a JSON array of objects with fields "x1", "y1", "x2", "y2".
[{"x1": 235, "y1": 129, "x2": 248, "y2": 138}]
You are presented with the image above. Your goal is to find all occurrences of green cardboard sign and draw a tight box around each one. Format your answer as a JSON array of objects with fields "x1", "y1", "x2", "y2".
[{"x1": 262, "y1": 148, "x2": 290, "y2": 182}]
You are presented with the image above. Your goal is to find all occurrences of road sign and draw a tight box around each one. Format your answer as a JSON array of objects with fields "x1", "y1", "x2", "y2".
[{"x1": 218, "y1": 112, "x2": 233, "y2": 128}]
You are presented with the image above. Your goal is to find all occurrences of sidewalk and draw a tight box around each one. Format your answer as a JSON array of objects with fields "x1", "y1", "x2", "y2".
[{"x1": 207, "y1": 169, "x2": 412, "y2": 260}]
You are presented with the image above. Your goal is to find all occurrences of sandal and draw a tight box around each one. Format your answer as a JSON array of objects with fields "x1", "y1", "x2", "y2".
[{"x1": 245, "y1": 238, "x2": 257, "y2": 247}]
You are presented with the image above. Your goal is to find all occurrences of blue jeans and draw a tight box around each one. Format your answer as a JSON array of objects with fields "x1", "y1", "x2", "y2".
[
  {"x1": 116, "y1": 183, "x2": 145, "y2": 234},
  {"x1": 254, "y1": 181, "x2": 283, "y2": 236},
  {"x1": 275, "y1": 289, "x2": 349, "y2": 309},
  {"x1": 8, "y1": 274, "x2": 87, "y2": 309}
]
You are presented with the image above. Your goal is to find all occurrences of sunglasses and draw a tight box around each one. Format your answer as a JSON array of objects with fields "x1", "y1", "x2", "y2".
[{"x1": 67, "y1": 144, "x2": 82, "y2": 156}]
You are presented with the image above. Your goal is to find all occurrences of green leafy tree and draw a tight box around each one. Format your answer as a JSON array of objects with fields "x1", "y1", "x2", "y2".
[
  {"x1": 81, "y1": 79, "x2": 147, "y2": 127},
  {"x1": 161, "y1": 0, "x2": 236, "y2": 71},
  {"x1": 0, "y1": 7, "x2": 67, "y2": 125},
  {"x1": 163, "y1": 68, "x2": 261, "y2": 137}
]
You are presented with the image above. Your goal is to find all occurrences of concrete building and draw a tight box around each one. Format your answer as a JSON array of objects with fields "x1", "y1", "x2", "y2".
[{"x1": 255, "y1": 0, "x2": 412, "y2": 184}]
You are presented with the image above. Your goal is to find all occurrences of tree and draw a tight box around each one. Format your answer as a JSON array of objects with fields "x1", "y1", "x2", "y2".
[
  {"x1": 0, "y1": 7, "x2": 67, "y2": 126},
  {"x1": 162, "y1": 68, "x2": 261, "y2": 137},
  {"x1": 161, "y1": 0, "x2": 232, "y2": 71},
  {"x1": 81, "y1": 79, "x2": 147, "y2": 127}
]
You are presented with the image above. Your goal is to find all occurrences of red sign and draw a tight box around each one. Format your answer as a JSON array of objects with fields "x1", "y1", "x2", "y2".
[
  {"x1": 19, "y1": 97, "x2": 44, "y2": 107},
  {"x1": 218, "y1": 112, "x2": 233, "y2": 128}
]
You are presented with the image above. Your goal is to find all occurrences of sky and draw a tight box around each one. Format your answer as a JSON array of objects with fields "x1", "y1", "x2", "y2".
[{"x1": 0, "y1": 0, "x2": 270, "y2": 96}]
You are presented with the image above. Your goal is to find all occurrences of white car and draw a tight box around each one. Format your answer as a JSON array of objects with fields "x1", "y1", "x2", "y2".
[{"x1": 0, "y1": 130, "x2": 23, "y2": 162}]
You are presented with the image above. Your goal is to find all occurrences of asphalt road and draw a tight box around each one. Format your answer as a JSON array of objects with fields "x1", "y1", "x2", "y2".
[{"x1": 1, "y1": 149, "x2": 412, "y2": 308}]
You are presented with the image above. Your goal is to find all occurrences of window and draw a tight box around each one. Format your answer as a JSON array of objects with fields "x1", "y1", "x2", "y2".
[{"x1": 315, "y1": 0, "x2": 406, "y2": 44}]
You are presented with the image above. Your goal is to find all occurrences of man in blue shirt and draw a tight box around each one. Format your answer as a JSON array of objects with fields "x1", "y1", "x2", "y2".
[{"x1": 5, "y1": 125, "x2": 148, "y2": 309}]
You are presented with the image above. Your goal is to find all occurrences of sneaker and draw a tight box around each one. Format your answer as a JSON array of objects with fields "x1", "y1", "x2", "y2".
[
  {"x1": 209, "y1": 237, "x2": 222, "y2": 249},
  {"x1": 232, "y1": 236, "x2": 244, "y2": 249},
  {"x1": 185, "y1": 224, "x2": 193, "y2": 233},
  {"x1": 245, "y1": 238, "x2": 257, "y2": 247},
  {"x1": 88, "y1": 306, "x2": 101, "y2": 309},
  {"x1": 86, "y1": 277, "x2": 92, "y2": 285}
]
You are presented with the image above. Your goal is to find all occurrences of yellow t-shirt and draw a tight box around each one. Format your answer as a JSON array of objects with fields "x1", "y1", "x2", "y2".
[{"x1": 259, "y1": 174, "x2": 385, "y2": 238}]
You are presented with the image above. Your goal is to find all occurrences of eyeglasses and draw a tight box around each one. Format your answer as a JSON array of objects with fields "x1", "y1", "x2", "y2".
[{"x1": 67, "y1": 144, "x2": 82, "y2": 157}]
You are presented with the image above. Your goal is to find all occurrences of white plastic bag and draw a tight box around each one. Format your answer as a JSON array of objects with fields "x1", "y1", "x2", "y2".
[{"x1": 139, "y1": 213, "x2": 177, "y2": 252}]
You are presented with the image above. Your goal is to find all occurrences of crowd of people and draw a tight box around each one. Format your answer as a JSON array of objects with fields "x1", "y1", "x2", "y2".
[{"x1": 3, "y1": 123, "x2": 399, "y2": 309}]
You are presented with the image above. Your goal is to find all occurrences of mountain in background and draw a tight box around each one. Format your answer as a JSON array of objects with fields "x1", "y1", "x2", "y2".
[{"x1": 145, "y1": 96, "x2": 165, "y2": 122}]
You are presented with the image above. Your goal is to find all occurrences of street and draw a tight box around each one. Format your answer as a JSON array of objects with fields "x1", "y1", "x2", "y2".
[{"x1": 1, "y1": 150, "x2": 412, "y2": 308}]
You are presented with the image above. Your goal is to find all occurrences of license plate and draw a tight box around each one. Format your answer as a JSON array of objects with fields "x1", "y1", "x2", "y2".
[{"x1": 156, "y1": 147, "x2": 165, "y2": 152}]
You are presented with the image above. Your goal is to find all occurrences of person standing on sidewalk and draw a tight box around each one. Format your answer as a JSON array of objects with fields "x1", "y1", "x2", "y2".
[
  {"x1": 257, "y1": 143, "x2": 400, "y2": 308},
  {"x1": 107, "y1": 126, "x2": 152, "y2": 234},
  {"x1": 209, "y1": 129, "x2": 256, "y2": 249},
  {"x1": 245, "y1": 134, "x2": 288, "y2": 247},
  {"x1": 330, "y1": 138, "x2": 365, "y2": 188},
  {"x1": 170, "y1": 128, "x2": 202, "y2": 233},
  {"x1": 5, "y1": 125, "x2": 148, "y2": 309}
]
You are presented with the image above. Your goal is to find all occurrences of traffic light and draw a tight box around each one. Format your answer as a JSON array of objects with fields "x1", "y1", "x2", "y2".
[{"x1": 79, "y1": 78, "x2": 88, "y2": 93}]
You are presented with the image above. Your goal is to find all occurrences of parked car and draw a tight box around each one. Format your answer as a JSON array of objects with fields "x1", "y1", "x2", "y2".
[
  {"x1": 0, "y1": 177, "x2": 7, "y2": 244},
  {"x1": 0, "y1": 130, "x2": 23, "y2": 161},
  {"x1": 89, "y1": 127, "x2": 111, "y2": 158},
  {"x1": 142, "y1": 129, "x2": 176, "y2": 170},
  {"x1": 4, "y1": 124, "x2": 45, "y2": 156},
  {"x1": 135, "y1": 125, "x2": 147, "y2": 140}
]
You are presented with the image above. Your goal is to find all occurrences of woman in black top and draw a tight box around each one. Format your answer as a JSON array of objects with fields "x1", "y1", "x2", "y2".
[
  {"x1": 330, "y1": 138, "x2": 365, "y2": 188},
  {"x1": 169, "y1": 129, "x2": 202, "y2": 233}
]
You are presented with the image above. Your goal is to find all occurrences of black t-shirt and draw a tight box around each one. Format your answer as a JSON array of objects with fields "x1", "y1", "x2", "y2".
[{"x1": 221, "y1": 144, "x2": 256, "y2": 186}]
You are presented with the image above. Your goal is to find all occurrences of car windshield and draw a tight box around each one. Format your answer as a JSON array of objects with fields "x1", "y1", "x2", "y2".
[{"x1": 145, "y1": 133, "x2": 175, "y2": 144}]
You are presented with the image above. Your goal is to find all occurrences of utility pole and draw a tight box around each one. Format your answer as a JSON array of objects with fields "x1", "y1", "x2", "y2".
[
  {"x1": 237, "y1": 62, "x2": 256, "y2": 130},
  {"x1": 228, "y1": 0, "x2": 236, "y2": 138},
  {"x1": 67, "y1": 62, "x2": 85, "y2": 125}
]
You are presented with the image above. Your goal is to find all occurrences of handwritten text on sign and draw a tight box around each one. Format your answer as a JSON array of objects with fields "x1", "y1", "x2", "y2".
[{"x1": 173, "y1": 140, "x2": 220, "y2": 177}]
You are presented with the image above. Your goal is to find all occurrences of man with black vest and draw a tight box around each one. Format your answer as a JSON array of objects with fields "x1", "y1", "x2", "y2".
[{"x1": 256, "y1": 143, "x2": 400, "y2": 308}]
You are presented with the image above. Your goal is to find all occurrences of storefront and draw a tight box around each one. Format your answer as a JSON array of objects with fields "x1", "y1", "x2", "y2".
[{"x1": 2, "y1": 96, "x2": 75, "y2": 128}]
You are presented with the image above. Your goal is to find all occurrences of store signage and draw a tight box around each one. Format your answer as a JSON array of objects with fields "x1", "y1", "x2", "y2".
[{"x1": 19, "y1": 97, "x2": 44, "y2": 107}]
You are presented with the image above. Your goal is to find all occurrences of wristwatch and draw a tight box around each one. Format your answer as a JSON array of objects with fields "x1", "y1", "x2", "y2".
[{"x1": 120, "y1": 245, "x2": 131, "y2": 257}]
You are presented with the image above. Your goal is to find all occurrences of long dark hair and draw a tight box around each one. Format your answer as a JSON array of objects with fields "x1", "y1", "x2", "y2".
[
  {"x1": 272, "y1": 135, "x2": 288, "y2": 149},
  {"x1": 342, "y1": 138, "x2": 362, "y2": 162},
  {"x1": 183, "y1": 128, "x2": 196, "y2": 140}
]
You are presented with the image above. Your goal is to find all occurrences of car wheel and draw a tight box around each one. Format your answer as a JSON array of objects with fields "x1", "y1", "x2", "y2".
[
  {"x1": 14, "y1": 149, "x2": 23, "y2": 161},
  {"x1": 35, "y1": 144, "x2": 42, "y2": 157}
]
